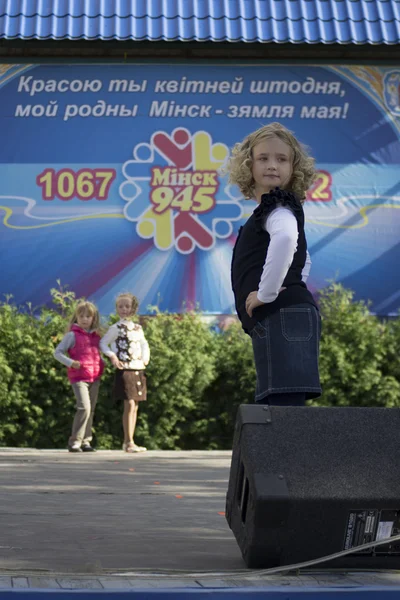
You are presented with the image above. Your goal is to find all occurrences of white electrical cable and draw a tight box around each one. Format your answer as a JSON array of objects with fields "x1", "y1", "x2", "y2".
[{"x1": 111, "y1": 533, "x2": 400, "y2": 580}]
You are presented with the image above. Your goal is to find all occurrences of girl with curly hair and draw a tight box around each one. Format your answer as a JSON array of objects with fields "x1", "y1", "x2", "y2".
[
  {"x1": 229, "y1": 122, "x2": 321, "y2": 406},
  {"x1": 100, "y1": 293, "x2": 150, "y2": 453}
]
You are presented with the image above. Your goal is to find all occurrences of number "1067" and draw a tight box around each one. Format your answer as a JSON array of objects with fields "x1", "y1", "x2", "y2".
[{"x1": 36, "y1": 168, "x2": 116, "y2": 201}]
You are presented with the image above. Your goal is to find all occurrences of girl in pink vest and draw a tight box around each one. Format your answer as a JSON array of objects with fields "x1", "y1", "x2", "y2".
[{"x1": 54, "y1": 301, "x2": 104, "y2": 452}]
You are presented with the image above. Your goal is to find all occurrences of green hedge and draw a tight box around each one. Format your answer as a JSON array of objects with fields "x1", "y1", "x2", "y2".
[{"x1": 0, "y1": 283, "x2": 399, "y2": 449}]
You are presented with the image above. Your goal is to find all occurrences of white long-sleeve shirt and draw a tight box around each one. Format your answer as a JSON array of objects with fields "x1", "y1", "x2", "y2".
[
  {"x1": 257, "y1": 206, "x2": 311, "y2": 304},
  {"x1": 100, "y1": 320, "x2": 150, "y2": 370}
]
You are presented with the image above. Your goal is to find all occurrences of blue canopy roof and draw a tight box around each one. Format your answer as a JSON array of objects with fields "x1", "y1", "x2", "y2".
[{"x1": 0, "y1": 0, "x2": 399, "y2": 44}]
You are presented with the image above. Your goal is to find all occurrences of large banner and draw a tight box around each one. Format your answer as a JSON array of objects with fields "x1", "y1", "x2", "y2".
[{"x1": 0, "y1": 63, "x2": 399, "y2": 315}]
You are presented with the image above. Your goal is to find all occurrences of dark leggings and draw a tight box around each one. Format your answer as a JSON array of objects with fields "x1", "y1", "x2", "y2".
[{"x1": 257, "y1": 393, "x2": 306, "y2": 407}]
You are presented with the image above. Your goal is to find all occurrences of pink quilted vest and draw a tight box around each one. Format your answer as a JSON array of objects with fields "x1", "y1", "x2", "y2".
[{"x1": 67, "y1": 325, "x2": 104, "y2": 383}]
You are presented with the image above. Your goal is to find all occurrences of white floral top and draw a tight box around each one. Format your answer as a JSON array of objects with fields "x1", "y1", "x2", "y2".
[{"x1": 100, "y1": 320, "x2": 150, "y2": 370}]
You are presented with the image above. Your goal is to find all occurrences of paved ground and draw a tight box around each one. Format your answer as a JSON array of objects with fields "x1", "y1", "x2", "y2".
[
  {"x1": 1, "y1": 449, "x2": 400, "y2": 593},
  {"x1": 0, "y1": 449, "x2": 242, "y2": 573}
]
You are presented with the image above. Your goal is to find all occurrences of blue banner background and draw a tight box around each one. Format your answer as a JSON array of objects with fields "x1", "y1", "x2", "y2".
[{"x1": 0, "y1": 63, "x2": 399, "y2": 315}]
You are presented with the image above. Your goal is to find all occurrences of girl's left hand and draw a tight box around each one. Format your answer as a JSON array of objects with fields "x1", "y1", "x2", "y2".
[{"x1": 245, "y1": 291, "x2": 265, "y2": 317}]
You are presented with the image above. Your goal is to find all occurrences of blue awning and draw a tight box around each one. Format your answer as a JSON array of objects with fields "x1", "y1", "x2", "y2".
[{"x1": 0, "y1": 0, "x2": 399, "y2": 44}]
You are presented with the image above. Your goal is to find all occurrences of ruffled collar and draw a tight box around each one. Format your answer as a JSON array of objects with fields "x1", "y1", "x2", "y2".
[
  {"x1": 254, "y1": 187, "x2": 302, "y2": 233},
  {"x1": 117, "y1": 319, "x2": 139, "y2": 329}
]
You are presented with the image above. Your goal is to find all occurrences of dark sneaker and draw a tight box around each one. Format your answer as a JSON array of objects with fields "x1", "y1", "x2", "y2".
[{"x1": 81, "y1": 444, "x2": 96, "y2": 452}]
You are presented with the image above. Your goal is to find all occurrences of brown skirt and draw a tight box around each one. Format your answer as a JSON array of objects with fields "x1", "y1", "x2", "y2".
[{"x1": 113, "y1": 369, "x2": 147, "y2": 402}]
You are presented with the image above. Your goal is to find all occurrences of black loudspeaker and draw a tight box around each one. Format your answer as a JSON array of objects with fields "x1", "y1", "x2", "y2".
[{"x1": 226, "y1": 405, "x2": 400, "y2": 569}]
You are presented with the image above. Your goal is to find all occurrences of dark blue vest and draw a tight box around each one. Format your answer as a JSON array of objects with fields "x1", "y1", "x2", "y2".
[{"x1": 231, "y1": 188, "x2": 317, "y2": 334}]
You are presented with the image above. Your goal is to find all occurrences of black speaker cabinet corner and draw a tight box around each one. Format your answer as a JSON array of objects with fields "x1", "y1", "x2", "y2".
[{"x1": 226, "y1": 405, "x2": 400, "y2": 569}]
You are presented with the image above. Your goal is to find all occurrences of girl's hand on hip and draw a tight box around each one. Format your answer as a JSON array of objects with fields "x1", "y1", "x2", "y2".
[
  {"x1": 111, "y1": 355, "x2": 124, "y2": 370},
  {"x1": 71, "y1": 360, "x2": 81, "y2": 369},
  {"x1": 245, "y1": 291, "x2": 265, "y2": 318}
]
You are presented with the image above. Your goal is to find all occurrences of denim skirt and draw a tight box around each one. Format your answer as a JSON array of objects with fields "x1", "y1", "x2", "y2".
[{"x1": 250, "y1": 303, "x2": 322, "y2": 402}]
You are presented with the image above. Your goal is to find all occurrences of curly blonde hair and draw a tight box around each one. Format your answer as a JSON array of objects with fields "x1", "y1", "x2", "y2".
[
  {"x1": 68, "y1": 301, "x2": 101, "y2": 333},
  {"x1": 225, "y1": 122, "x2": 315, "y2": 202},
  {"x1": 116, "y1": 292, "x2": 139, "y2": 316}
]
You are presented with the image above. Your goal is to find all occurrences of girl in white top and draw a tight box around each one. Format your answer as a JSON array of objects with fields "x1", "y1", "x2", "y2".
[{"x1": 101, "y1": 293, "x2": 150, "y2": 453}]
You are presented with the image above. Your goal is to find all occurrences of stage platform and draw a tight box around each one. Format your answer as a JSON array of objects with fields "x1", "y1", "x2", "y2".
[{"x1": 1, "y1": 449, "x2": 400, "y2": 598}]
